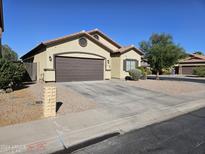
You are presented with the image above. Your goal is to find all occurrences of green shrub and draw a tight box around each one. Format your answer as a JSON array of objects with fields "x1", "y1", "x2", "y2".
[
  {"x1": 137, "y1": 67, "x2": 152, "y2": 79},
  {"x1": 193, "y1": 67, "x2": 205, "y2": 77},
  {"x1": 0, "y1": 58, "x2": 26, "y2": 89},
  {"x1": 128, "y1": 69, "x2": 142, "y2": 81}
]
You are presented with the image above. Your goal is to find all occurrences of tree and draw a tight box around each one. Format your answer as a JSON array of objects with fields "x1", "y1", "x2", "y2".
[
  {"x1": 139, "y1": 33, "x2": 186, "y2": 79},
  {"x1": 193, "y1": 51, "x2": 204, "y2": 55},
  {"x1": 0, "y1": 58, "x2": 26, "y2": 89},
  {"x1": 1, "y1": 44, "x2": 18, "y2": 61}
]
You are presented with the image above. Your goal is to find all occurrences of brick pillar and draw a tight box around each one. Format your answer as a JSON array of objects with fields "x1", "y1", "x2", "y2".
[{"x1": 43, "y1": 86, "x2": 56, "y2": 117}]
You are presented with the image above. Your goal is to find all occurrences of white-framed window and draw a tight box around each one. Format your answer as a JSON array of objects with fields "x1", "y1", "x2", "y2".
[{"x1": 124, "y1": 59, "x2": 138, "y2": 71}]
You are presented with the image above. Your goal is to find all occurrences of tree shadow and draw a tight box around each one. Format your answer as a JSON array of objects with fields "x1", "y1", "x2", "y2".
[
  {"x1": 56, "y1": 102, "x2": 63, "y2": 112},
  {"x1": 12, "y1": 82, "x2": 36, "y2": 91}
]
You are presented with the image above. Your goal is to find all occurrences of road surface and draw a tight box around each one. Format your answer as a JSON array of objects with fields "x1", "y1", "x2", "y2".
[{"x1": 68, "y1": 107, "x2": 205, "y2": 154}]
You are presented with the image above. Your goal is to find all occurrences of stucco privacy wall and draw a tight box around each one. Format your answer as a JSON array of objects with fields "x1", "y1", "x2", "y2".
[
  {"x1": 111, "y1": 56, "x2": 121, "y2": 78},
  {"x1": 91, "y1": 34, "x2": 119, "y2": 51},
  {"x1": 120, "y1": 49, "x2": 141, "y2": 79},
  {"x1": 33, "y1": 50, "x2": 46, "y2": 80},
  {"x1": 44, "y1": 37, "x2": 111, "y2": 81}
]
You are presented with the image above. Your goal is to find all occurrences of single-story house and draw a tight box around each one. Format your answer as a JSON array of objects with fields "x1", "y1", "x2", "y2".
[
  {"x1": 21, "y1": 29, "x2": 144, "y2": 82},
  {"x1": 175, "y1": 54, "x2": 205, "y2": 75}
]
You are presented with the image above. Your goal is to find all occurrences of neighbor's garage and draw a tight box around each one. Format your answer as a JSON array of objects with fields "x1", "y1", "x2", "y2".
[
  {"x1": 55, "y1": 57, "x2": 104, "y2": 82},
  {"x1": 181, "y1": 66, "x2": 196, "y2": 75}
]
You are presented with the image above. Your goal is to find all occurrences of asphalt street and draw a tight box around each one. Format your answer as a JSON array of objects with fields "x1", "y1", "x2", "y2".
[{"x1": 67, "y1": 107, "x2": 205, "y2": 154}]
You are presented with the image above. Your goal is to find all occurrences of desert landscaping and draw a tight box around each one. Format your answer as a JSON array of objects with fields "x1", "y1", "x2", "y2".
[{"x1": 0, "y1": 82, "x2": 96, "y2": 126}]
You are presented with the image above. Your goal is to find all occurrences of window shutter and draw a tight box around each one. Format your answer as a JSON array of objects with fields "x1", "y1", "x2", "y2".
[{"x1": 123, "y1": 60, "x2": 126, "y2": 71}]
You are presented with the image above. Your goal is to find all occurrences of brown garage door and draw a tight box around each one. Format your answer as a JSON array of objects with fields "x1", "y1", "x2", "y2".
[
  {"x1": 55, "y1": 57, "x2": 104, "y2": 82},
  {"x1": 182, "y1": 66, "x2": 196, "y2": 75}
]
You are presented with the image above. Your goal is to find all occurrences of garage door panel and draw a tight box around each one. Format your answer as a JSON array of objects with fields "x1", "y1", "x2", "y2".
[
  {"x1": 55, "y1": 57, "x2": 104, "y2": 82},
  {"x1": 182, "y1": 66, "x2": 196, "y2": 75}
]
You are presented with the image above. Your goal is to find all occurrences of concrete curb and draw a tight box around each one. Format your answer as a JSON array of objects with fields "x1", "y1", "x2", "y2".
[{"x1": 52, "y1": 132, "x2": 120, "y2": 154}]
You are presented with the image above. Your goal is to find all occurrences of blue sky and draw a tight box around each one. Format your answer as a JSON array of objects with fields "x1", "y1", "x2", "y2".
[{"x1": 3, "y1": 0, "x2": 205, "y2": 57}]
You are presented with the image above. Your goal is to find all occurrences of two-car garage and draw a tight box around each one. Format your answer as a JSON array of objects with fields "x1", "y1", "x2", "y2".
[{"x1": 55, "y1": 57, "x2": 104, "y2": 82}]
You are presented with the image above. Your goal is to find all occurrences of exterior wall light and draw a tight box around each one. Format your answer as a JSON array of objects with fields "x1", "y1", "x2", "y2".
[{"x1": 49, "y1": 56, "x2": 52, "y2": 62}]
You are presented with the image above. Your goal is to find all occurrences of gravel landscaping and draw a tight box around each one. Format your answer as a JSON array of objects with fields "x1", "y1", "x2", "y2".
[
  {"x1": 0, "y1": 86, "x2": 43, "y2": 126},
  {"x1": 0, "y1": 82, "x2": 96, "y2": 127},
  {"x1": 128, "y1": 80, "x2": 205, "y2": 96}
]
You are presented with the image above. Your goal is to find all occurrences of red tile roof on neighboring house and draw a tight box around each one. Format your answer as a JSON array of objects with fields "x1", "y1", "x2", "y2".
[
  {"x1": 192, "y1": 54, "x2": 205, "y2": 60},
  {"x1": 179, "y1": 54, "x2": 205, "y2": 63}
]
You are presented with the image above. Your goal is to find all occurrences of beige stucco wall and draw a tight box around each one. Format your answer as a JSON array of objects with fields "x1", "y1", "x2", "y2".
[
  {"x1": 42, "y1": 37, "x2": 111, "y2": 81},
  {"x1": 58, "y1": 53, "x2": 103, "y2": 59},
  {"x1": 91, "y1": 34, "x2": 119, "y2": 51},
  {"x1": 111, "y1": 56, "x2": 121, "y2": 78},
  {"x1": 33, "y1": 50, "x2": 46, "y2": 81},
  {"x1": 120, "y1": 50, "x2": 142, "y2": 79}
]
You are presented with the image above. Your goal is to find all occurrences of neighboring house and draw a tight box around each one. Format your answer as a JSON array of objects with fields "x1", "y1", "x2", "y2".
[
  {"x1": 21, "y1": 29, "x2": 144, "y2": 82},
  {"x1": 0, "y1": 0, "x2": 4, "y2": 55},
  {"x1": 175, "y1": 54, "x2": 205, "y2": 75}
]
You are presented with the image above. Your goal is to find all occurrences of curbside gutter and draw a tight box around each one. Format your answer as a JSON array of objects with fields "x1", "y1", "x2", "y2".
[{"x1": 52, "y1": 132, "x2": 120, "y2": 154}]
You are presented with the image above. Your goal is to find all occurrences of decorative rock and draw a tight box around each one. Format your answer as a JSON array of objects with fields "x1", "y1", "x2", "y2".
[
  {"x1": 5, "y1": 88, "x2": 13, "y2": 93},
  {"x1": 0, "y1": 89, "x2": 6, "y2": 94}
]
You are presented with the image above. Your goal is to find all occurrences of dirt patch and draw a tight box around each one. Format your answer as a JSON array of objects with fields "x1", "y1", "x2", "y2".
[
  {"x1": 0, "y1": 87, "x2": 43, "y2": 126},
  {"x1": 0, "y1": 82, "x2": 96, "y2": 127},
  {"x1": 128, "y1": 80, "x2": 205, "y2": 96}
]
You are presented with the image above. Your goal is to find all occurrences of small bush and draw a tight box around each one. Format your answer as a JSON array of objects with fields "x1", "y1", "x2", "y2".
[
  {"x1": 193, "y1": 67, "x2": 205, "y2": 77},
  {"x1": 0, "y1": 58, "x2": 26, "y2": 89},
  {"x1": 137, "y1": 67, "x2": 152, "y2": 79},
  {"x1": 128, "y1": 69, "x2": 142, "y2": 81}
]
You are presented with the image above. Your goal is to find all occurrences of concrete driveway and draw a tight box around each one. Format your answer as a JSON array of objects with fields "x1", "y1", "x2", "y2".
[{"x1": 59, "y1": 80, "x2": 201, "y2": 118}]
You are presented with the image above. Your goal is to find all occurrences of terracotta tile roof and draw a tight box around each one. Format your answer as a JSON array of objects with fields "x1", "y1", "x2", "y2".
[
  {"x1": 180, "y1": 59, "x2": 205, "y2": 63},
  {"x1": 43, "y1": 31, "x2": 85, "y2": 45},
  {"x1": 21, "y1": 30, "x2": 115, "y2": 59},
  {"x1": 192, "y1": 54, "x2": 205, "y2": 60},
  {"x1": 179, "y1": 54, "x2": 205, "y2": 63},
  {"x1": 87, "y1": 29, "x2": 122, "y2": 48},
  {"x1": 21, "y1": 29, "x2": 144, "y2": 59},
  {"x1": 114, "y1": 45, "x2": 144, "y2": 55}
]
